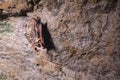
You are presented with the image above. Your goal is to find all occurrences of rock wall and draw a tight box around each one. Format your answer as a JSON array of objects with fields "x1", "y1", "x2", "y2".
[
  {"x1": 0, "y1": 0, "x2": 120, "y2": 80},
  {"x1": 0, "y1": 0, "x2": 41, "y2": 16},
  {"x1": 29, "y1": 0, "x2": 120, "y2": 80}
]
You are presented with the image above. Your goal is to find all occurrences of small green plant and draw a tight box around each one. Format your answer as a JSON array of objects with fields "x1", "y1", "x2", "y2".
[
  {"x1": 0, "y1": 21, "x2": 13, "y2": 37},
  {"x1": 0, "y1": 74, "x2": 13, "y2": 80}
]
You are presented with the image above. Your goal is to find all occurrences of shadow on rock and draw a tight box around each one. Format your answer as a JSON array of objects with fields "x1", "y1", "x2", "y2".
[{"x1": 42, "y1": 23, "x2": 56, "y2": 51}]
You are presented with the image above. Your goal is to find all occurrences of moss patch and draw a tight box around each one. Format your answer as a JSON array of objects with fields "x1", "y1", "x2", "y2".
[
  {"x1": 0, "y1": 74, "x2": 13, "y2": 80},
  {"x1": 0, "y1": 21, "x2": 13, "y2": 37}
]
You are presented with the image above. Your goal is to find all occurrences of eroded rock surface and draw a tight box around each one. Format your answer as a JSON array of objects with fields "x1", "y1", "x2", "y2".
[
  {"x1": 0, "y1": 0, "x2": 120, "y2": 80},
  {"x1": 0, "y1": 18, "x2": 46, "y2": 80},
  {"x1": 0, "y1": 0, "x2": 41, "y2": 16},
  {"x1": 26, "y1": 0, "x2": 120, "y2": 80}
]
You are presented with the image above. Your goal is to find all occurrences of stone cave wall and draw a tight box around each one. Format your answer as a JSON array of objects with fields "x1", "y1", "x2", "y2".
[
  {"x1": 0, "y1": 0, "x2": 41, "y2": 16},
  {"x1": 0, "y1": 0, "x2": 120, "y2": 80},
  {"x1": 33, "y1": 0, "x2": 120, "y2": 80}
]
